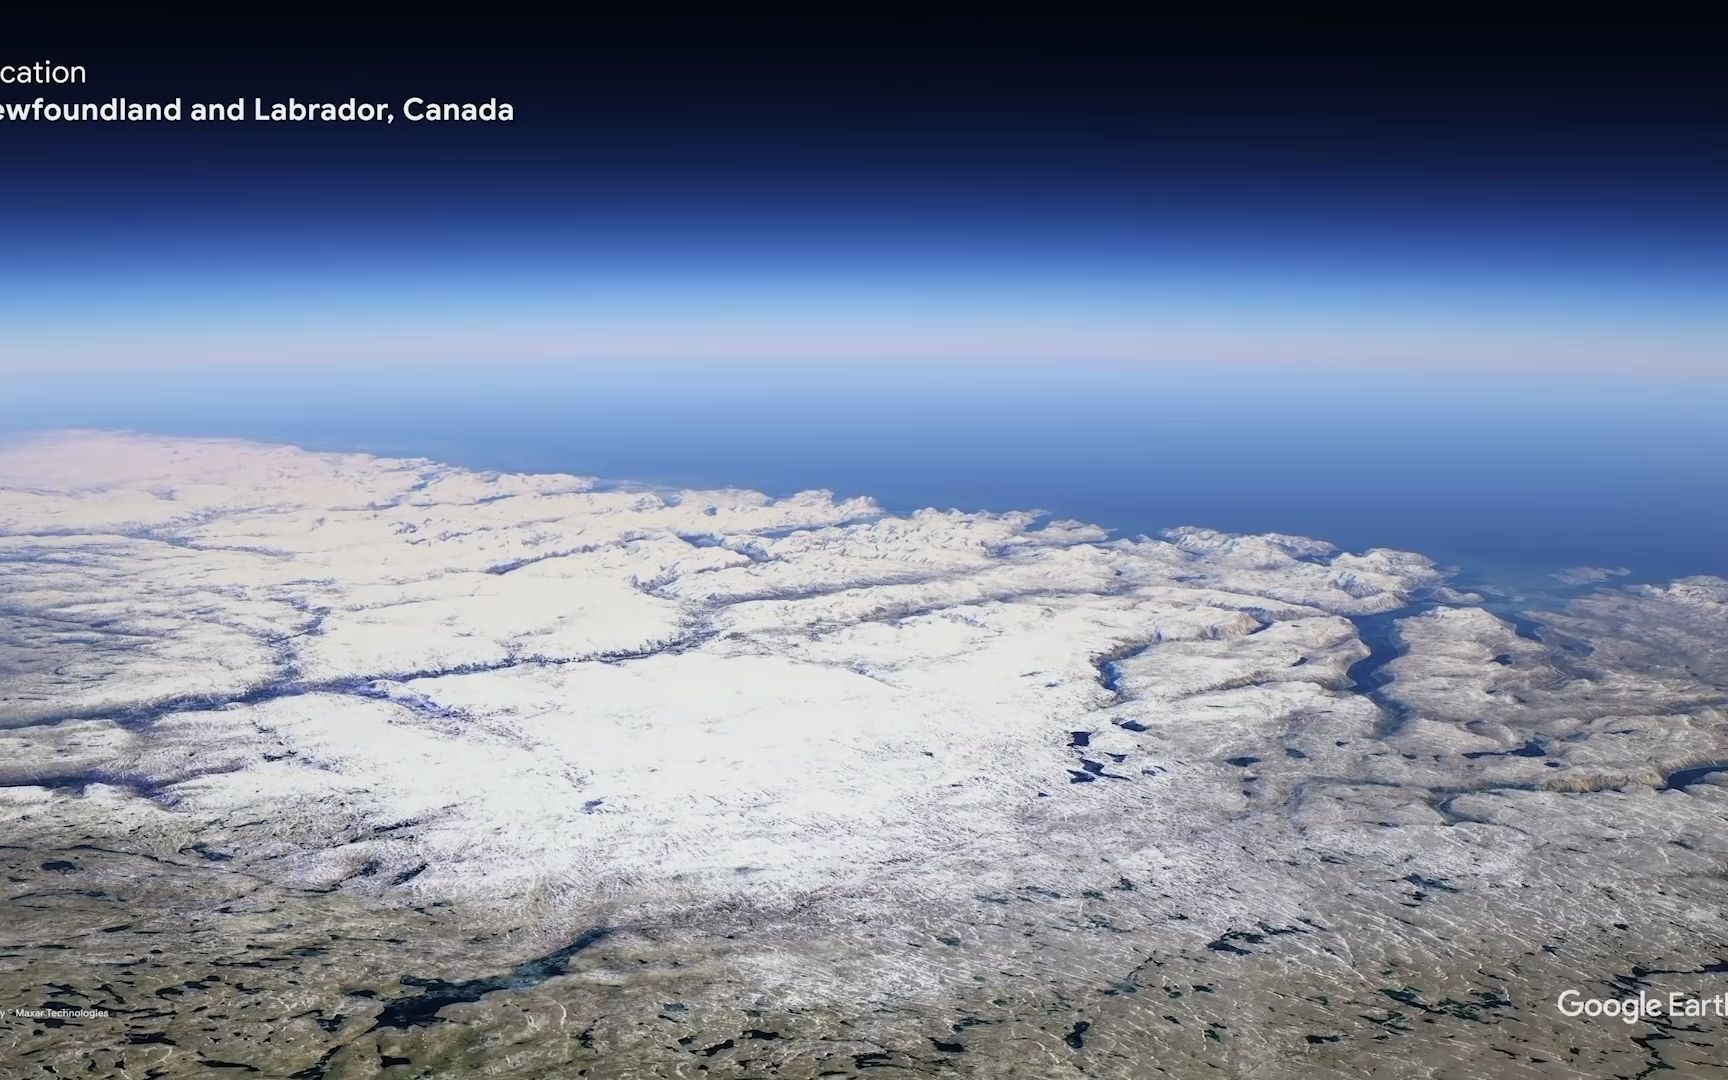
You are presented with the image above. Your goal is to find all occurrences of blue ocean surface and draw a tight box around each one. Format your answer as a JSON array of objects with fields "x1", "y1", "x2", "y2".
[{"x1": 3, "y1": 363, "x2": 1724, "y2": 589}]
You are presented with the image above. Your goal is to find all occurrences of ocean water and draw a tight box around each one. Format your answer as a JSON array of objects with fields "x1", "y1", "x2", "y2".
[{"x1": 3, "y1": 363, "x2": 1724, "y2": 588}]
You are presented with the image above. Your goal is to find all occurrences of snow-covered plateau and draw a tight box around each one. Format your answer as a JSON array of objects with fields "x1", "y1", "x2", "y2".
[{"x1": 1, "y1": 431, "x2": 1725, "y2": 1078}]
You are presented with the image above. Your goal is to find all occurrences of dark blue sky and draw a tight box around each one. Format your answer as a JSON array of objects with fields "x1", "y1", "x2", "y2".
[{"x1": 3, "y1": 15, "x2": 1723, "y2": 374}]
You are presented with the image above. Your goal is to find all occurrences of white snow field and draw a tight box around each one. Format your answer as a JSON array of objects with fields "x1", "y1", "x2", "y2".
[{"x1": 2, "y1": 431, "x2": 1726, "y2": 1078}]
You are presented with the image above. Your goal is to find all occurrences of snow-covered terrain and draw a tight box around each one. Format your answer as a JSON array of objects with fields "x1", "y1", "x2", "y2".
[{"x1": 2, "y1": 431, "x2": 1725, "y2": 1078}]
